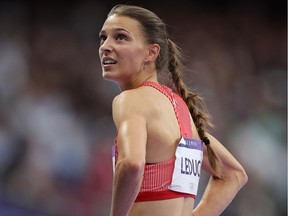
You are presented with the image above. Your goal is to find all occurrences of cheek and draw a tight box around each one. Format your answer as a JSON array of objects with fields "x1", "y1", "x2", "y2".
[{"x1": 123, "y1": 49, "x2": 145, "y2": 67}]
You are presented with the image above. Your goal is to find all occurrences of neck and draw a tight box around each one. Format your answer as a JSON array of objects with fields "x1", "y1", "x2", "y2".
[{"x1": 119, "y1": 72, "x2": 158, "y2": 91}]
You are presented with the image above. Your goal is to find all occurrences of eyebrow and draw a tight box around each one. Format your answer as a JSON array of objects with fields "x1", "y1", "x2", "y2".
[{"x1": 99, "y1": 27, "x2": 130, "y2": 36}]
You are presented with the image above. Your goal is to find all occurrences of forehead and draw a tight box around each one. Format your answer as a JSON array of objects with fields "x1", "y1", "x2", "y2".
[{"x1": 101, "y1": 15, "x2": 143, "y2": 35}]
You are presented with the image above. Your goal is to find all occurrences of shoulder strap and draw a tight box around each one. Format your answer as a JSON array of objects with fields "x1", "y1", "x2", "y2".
[{"x1": 141, "y1": 81, "x2": 192, "y2": 138}]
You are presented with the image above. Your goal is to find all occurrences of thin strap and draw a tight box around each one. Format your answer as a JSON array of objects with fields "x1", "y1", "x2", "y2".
[{"x1": 141, "y1": 81, "x2": 192, "y2": 137}]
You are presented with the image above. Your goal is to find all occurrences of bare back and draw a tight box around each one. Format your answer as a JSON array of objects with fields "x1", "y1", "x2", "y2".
[{"x1": 128, "y1": 85, "x2": 199, "y2": 216}]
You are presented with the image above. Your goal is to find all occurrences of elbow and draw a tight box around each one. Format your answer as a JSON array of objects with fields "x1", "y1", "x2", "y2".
[
  {"x1": 235, "y1": 167, "x2": 248, "y2": 190},
  {"x1": 127, "y1": 159, "x2": 145, "y2": 174},
  {"x1": 116, "y1": 157, "x2": 145, "y2": 176},
  {"x1": 222, "y1": 166, "x2": 248, "y2": 191}
]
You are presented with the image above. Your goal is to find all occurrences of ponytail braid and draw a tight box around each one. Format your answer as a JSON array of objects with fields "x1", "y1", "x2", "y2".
[{"x1": 167, "y1": 39, "x2": 222, "y2": 178}]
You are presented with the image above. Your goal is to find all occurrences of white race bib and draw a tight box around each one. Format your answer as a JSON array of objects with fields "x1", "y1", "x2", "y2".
[{"x1": 168, "y1": 137, "x2": 203, "y2": 195}]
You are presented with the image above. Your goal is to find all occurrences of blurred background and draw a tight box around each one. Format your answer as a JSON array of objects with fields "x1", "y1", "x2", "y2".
[{"x1": 0, "y1": 0, "x2": 286, "y2": 215}]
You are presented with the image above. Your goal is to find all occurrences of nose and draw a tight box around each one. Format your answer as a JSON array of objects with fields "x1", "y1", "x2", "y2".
[{"x1": 99, "y1": 38, "x2": 113, "y2": 54}]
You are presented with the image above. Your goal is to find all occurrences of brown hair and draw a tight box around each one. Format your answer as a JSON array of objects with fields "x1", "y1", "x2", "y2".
[{"x1": 108, "y1": 4, "x2": 222, "y2": 177}]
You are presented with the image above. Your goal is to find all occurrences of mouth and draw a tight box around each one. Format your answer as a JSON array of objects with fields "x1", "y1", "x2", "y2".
[{"x1": 102, "y1": 57, "x2": 117, "y2": 65}]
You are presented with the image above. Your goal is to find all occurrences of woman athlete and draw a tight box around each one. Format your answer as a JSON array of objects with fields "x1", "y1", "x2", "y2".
[{"x1": 99, "y1": 4, "x2": 248, "y2": 216}]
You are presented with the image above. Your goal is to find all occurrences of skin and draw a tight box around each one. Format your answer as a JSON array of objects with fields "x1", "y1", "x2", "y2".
[
  {"x1": 99, "y1": 14, "x2": 157, "y2": 90},
  {"x1": 99, "y1": 14, "x2": 248, "y2": 216}
]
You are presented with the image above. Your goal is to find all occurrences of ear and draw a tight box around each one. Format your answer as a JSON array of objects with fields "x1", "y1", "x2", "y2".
[{"x1": 145, "y1": 43, "x2": 160, "y2": 62}]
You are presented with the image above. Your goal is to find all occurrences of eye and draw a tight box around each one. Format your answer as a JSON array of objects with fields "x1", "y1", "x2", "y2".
[
  {"x1": 99, "y1": 34, "x2": 107, "y2": 45},
  {"x1": 117, "y1": 34, "x2": 127, "y2": 41}
]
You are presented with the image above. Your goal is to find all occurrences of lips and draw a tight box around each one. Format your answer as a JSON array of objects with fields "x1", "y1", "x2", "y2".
[{"x1": 102, "y1": 57, "x2": 117, "y2": 65}]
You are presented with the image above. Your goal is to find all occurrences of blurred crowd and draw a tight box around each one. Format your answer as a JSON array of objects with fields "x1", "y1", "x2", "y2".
[{"x1": 0, "y1": 0, "x2": 286, "y2": 216}]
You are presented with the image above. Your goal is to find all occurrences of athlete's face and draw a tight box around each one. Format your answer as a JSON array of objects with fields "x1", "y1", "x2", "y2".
[{"x1": 99, "y1": 15, "x2": 149, "y2": 86}]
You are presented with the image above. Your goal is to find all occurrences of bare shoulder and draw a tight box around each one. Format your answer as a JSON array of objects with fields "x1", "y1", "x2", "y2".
[
  {"x1": 113, "y1": 88, "x2": 149, "y2": 110},
  {"x1": 112, "y1": 88, "x2": 150, "y2": 125}
]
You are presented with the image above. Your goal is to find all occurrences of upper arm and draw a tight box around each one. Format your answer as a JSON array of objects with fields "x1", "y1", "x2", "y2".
[
  {"x1": 202, "y1": 133, "x2": 246, "y2": 178},
  {"x1": 112, "y1": 91, "x2": 148, "y2": 163}
]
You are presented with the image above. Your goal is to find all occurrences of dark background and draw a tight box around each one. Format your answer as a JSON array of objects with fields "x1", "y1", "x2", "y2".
[{"x1": 0, "y1": 0, "x2": 286, "y2": 215}]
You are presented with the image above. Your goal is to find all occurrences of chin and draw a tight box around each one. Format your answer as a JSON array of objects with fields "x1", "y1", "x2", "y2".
[
  {"x1": 102, "y1": 70, "x2": 112, "y2": 79},
  {"x1": 102, "y1": 72, "x2": 119, "y2": 84}
]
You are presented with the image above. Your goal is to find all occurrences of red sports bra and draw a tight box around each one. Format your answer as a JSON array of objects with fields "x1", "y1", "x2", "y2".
[{"x1": 112, "y1": 81, "x2": 198, "y2": 202}]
